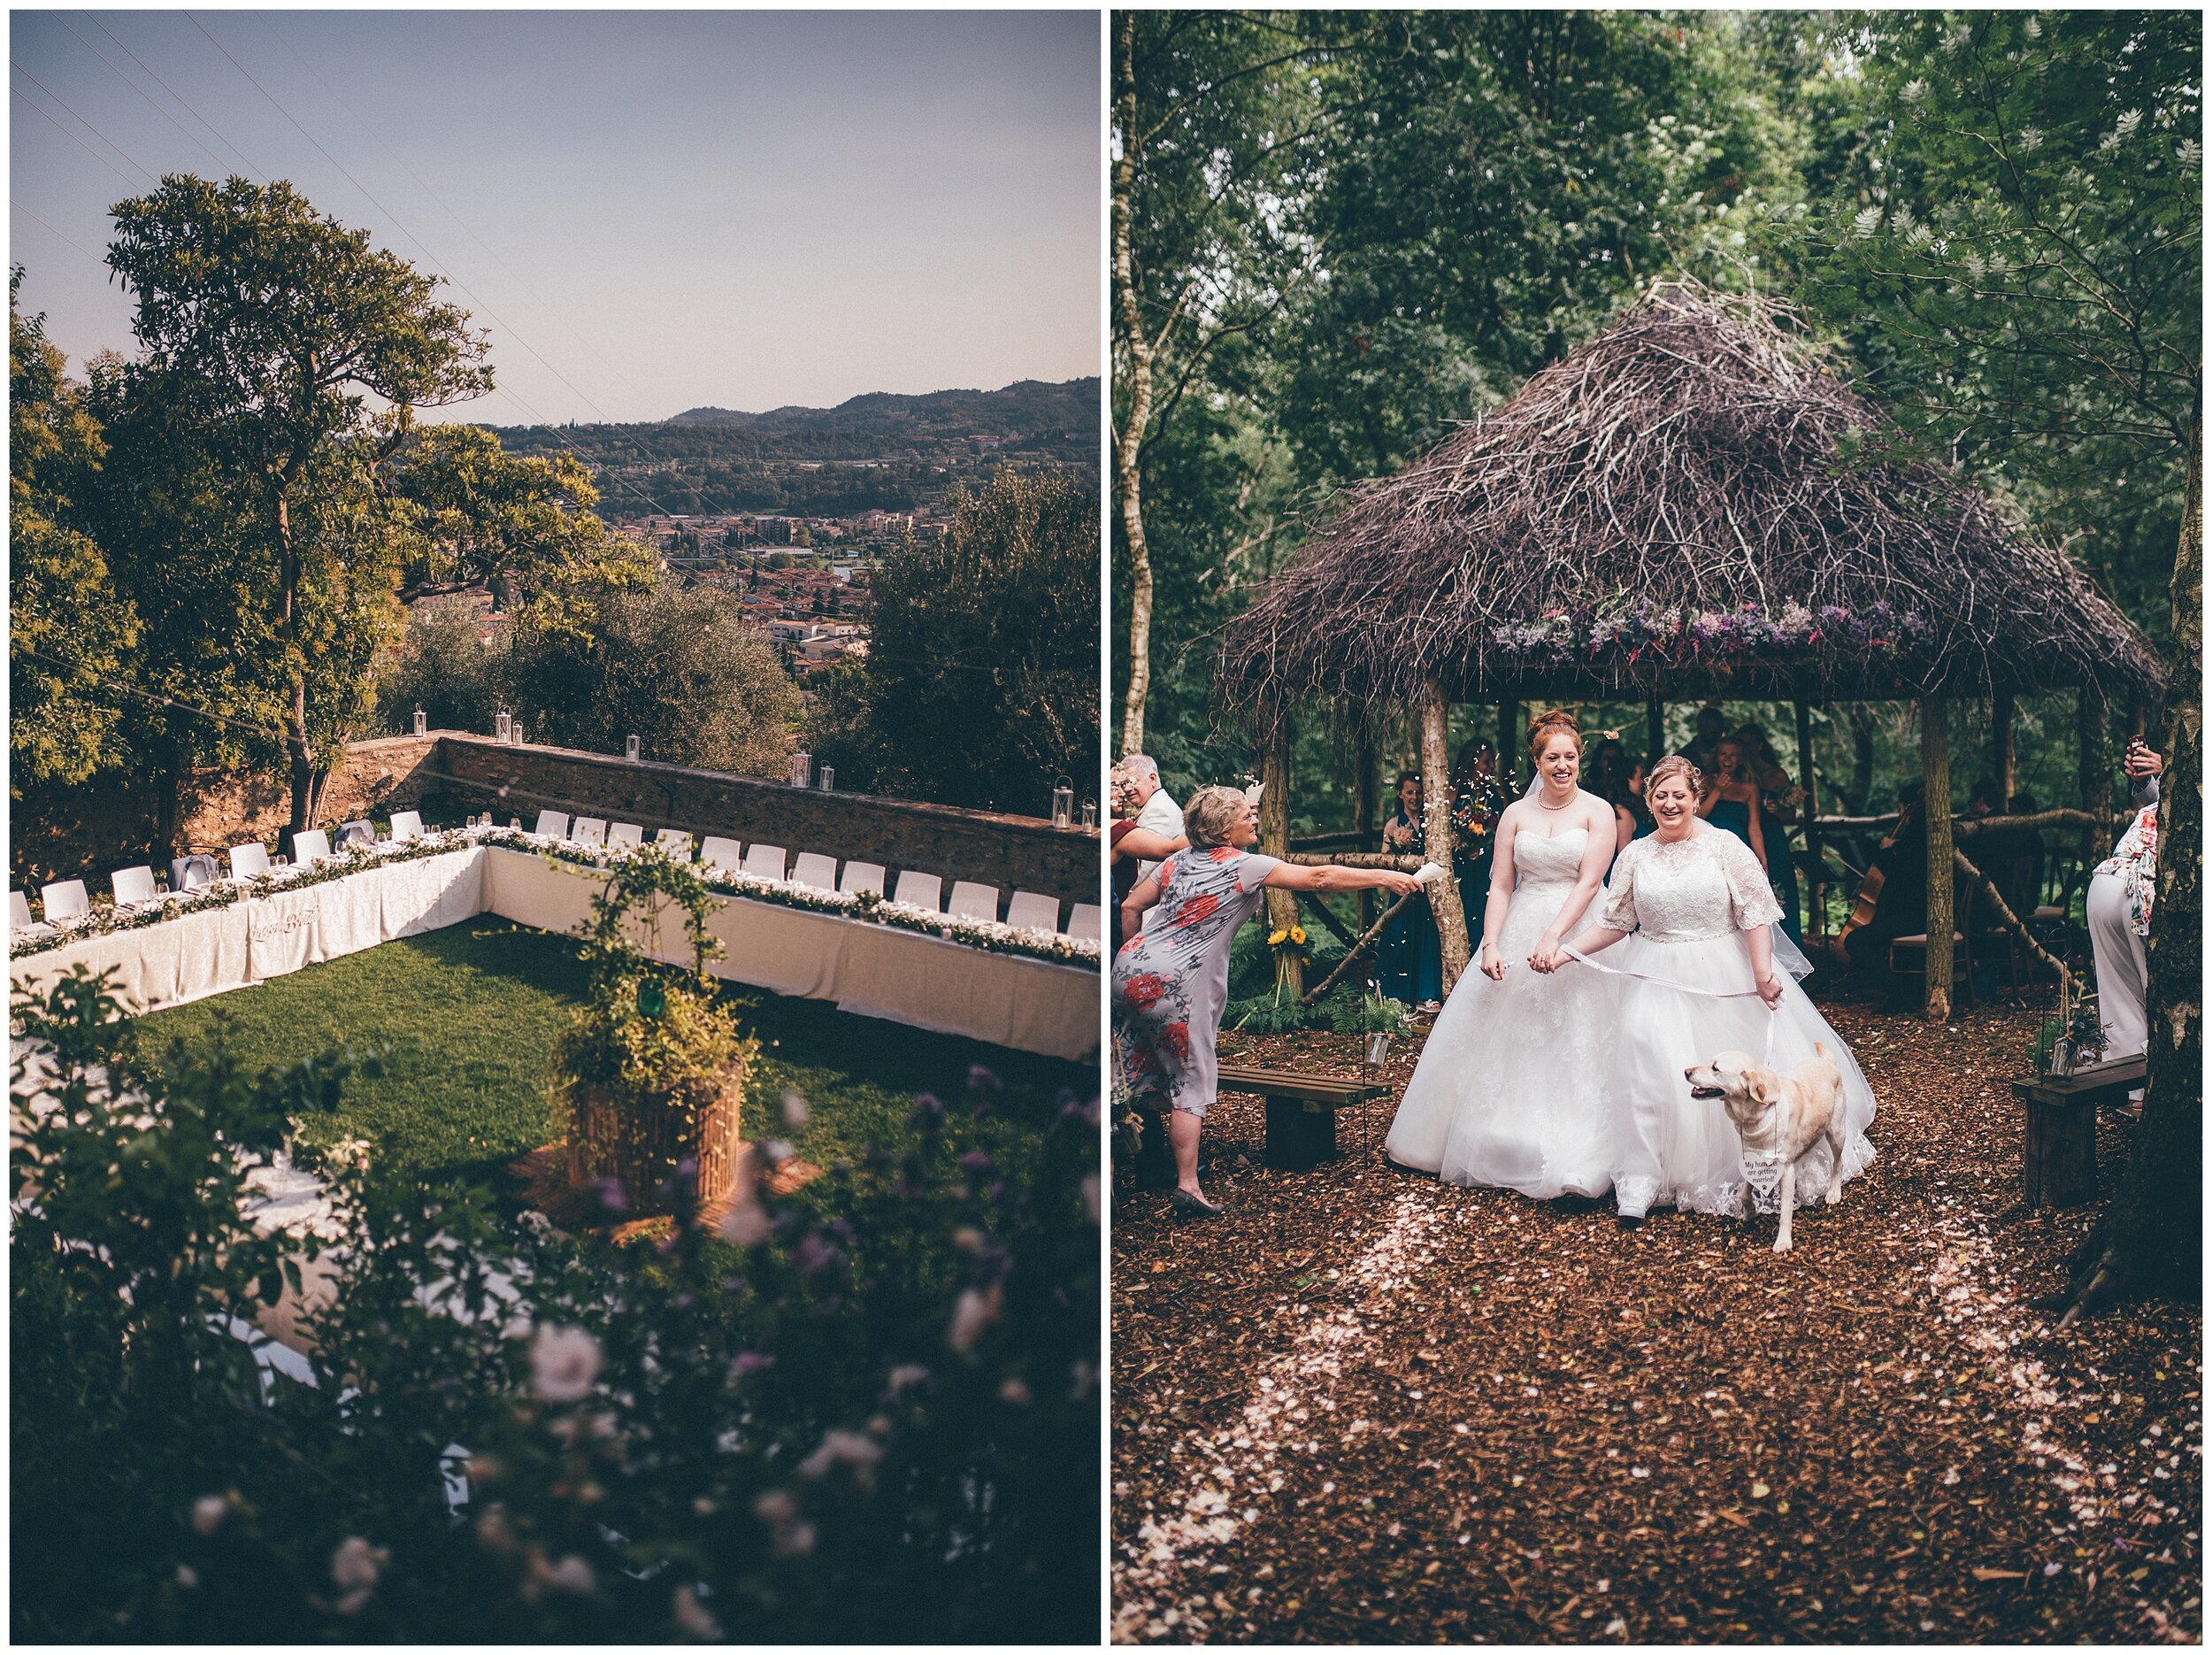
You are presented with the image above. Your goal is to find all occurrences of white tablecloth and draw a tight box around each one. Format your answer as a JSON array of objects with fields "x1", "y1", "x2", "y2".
[{"x1": 11, "y1": 844, "x2": 1096, "y2": 1061}]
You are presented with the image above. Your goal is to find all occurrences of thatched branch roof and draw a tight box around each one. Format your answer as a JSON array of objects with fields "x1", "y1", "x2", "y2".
[{"x1": 1217, "y1": 281, "x2": 2162, "y2": 727}]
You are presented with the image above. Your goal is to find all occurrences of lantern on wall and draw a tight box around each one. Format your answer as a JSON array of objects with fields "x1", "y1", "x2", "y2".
[
  {"x1": 1051, "y1": 774, "x2": 1074, "y2": 829},
  {"x1": 1079, "y1": 799, "x2": 1098, "y2": 830},
  {"x1": 495, "y1": 708, "x2": 512, "y2": 743},
  {"x1": 626, "y1": 734, "x2": 641, "y2": 763},
  {"x1": 412, "y1": 705, "x2": 427, "y2": 737},
  {"x1": 791, "y1": 750, "x2": 813, "y2": 789},
  {"x1": 818, "y1": 765, "x2": 836, "y2": 792}
]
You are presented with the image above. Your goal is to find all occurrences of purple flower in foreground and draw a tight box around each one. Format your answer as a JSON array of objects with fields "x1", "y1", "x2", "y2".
[
  {"x1": 791, "y1": 1234, "x2": 841, "y2": 1275},
  {"x1": 967, "y1": 1063, "x2": 1002, "y2": 1095},
  {"x1": 959, "y1": 1151, "x2": 993, "y2": 1174},
  {"x1": 729, "y1": 1351, "x2": 776, "y2": 1377},
  {"x1": 592, "y1": 1177, "x2": 626, "y2": 1213}
]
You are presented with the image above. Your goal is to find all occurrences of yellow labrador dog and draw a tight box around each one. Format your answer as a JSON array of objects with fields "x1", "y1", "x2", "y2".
[{"x1": 1684, "y1": 1043, "x2": 1845, "y2": 1253}]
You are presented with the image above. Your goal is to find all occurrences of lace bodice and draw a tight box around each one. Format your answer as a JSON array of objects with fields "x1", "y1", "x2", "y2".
[
  {"x1": 1601, "y1": 828, "x2": 1780, "y2": 943},
  {"x1": 1512, "y1": 828, "x2": 1589, "y2": 890}
]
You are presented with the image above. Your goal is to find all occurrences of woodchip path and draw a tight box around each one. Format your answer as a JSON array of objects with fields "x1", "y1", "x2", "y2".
[{"x1": 1111, "y1": 997, "x2": 2200, "y2": 1643}]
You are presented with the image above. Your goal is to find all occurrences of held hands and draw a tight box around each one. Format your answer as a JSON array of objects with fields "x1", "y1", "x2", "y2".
[{"x1": 1527, "y1": 936, "x2": 1566, "y2": 974}]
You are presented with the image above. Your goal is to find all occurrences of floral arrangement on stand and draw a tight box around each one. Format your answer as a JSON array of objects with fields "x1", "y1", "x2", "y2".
[
  {"x1": 1491, "y1": 595, "x2": 1933, "y2": 667},
  {"x1": 12, "y1": 823, "x2": 1102, "y2": 971}
]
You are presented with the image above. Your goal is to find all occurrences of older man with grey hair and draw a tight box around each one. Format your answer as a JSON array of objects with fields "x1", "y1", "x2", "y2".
[{"x1": 1117, "y1": 755, "x2": 1185, "y2": 918}]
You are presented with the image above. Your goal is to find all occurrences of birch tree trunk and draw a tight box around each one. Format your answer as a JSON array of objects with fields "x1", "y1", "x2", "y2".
[
  {"x1": 1111, "y1": 14, "x2": 1153, "y2": 758},
  {"x1": 1422, "y1": 681, "x2": 1471, "y2": 990}
]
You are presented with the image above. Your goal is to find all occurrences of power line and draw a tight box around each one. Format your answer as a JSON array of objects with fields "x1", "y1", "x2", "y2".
[
  {"x1": 182, "y1": 11, "x2": 692, "y2": 527},
  {"x1": 81, "y1": 12, "x2": 266, "y2": 183},
  {"x1": 15, "y1": 647, "x2": 290, "y2": 742},
  {"x1": 12, "y1": 196, "x2": 108, "y2": 271},
  {"x1": 10, "y1": 58, "x2": 157, "y2": 185},
  {"x1": 260, "y1": 13, "x2": 663, "y2": 421},
  {"x1": 54, "y1": 12, "x2": 228, "y2": 176},
  {"x1": 11, "y1": 68, "x2": 143, "y2": 188}
]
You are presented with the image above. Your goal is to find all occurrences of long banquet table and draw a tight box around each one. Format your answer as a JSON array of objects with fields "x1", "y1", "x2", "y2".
[{"x1": 10, "y1": 844, "x2": 1098, "y2": 1063}]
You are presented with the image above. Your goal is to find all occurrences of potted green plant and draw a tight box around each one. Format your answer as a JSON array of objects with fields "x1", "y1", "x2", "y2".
[{"x1": 554, "y1": 843, "x2": 757, "y2": 1215}]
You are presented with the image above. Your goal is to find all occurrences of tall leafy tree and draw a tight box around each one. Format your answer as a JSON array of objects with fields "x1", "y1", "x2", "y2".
[
  {"x1": 816, "y1": 471, "x2": 1098, "y2": 814},
  {"x1": 104, "y1": 176, "x2": 492, "y2": 836},
  {"x1": 9, "y1": 271, "x2": 139, "y2": 797},
  {"x1": 1803, "y1": 9, "x2": 2200, "y2": 1318}
]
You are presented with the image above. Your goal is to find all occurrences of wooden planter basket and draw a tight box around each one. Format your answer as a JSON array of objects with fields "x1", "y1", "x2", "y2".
[{"x1": 566, "y1": 1066, "x2": 745, "y2": 1214}]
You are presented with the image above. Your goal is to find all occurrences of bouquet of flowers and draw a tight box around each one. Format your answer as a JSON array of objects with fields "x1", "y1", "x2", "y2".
[{"x1": 1452, "y1": 774, "x2": 1509, "y2": 855}]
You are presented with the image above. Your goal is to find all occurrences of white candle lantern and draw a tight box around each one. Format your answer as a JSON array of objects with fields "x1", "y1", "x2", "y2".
[
  {"x1": 818, "y1": 764, "x2": 835, "y2": 792},
  {"x1": 792, "y1": 751, "x2": 812, "y2": 789},
  {"x1": 1051, "y1": 774, "x2": 1074, "y2": 829},
  {"x1": 626, "y1": 734, "x2": 641, "y2": 763},
  {"x1": 495, "y1": 709, "x2": 512, "y2": 743},
  {"x1": 1079, "y1": 799, "x2": 1098, "y2": 830},
  {"x1": 412, "y1": 705, "x2": 427, "y2": 737}
]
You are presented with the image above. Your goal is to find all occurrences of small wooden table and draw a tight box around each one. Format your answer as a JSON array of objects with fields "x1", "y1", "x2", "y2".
[
  {"x1": 1217, "y1": 1064, "x2": 1387, "y2": 1172},
  {"x1": 2010, "y1": 1057, "x2": 2147, "y2": 1207}
]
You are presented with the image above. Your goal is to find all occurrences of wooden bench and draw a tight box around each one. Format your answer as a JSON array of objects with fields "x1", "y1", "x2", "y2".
[
  {"x1": 2010, "y1": 1056, "x2": 2147, "y2": 1207},
  {"x1": 1217, "y1": 1064, "x2": 1386, "y2": 1172}
]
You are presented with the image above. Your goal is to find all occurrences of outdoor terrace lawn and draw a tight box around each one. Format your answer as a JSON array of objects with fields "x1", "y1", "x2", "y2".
[{"x1": 142, "y1": 918, "x2": 1088, "y2": 1198}]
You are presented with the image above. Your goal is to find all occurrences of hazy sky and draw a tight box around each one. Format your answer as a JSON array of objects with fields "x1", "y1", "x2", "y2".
[{"x1": 10, "y1": 10, "x2": 1100, "y2": 423}]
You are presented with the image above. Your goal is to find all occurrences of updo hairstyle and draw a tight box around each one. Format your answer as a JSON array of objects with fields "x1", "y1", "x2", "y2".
[
  {"x1": 1644, "y1": 753, "x2": 1702, "y2": 797},
  {"x1": 1182, "y1": 784, "x2": 1253, "y2": 849},
  {"x1": 1526, "y1": 707, "x2": 1584, "y2": 760}
]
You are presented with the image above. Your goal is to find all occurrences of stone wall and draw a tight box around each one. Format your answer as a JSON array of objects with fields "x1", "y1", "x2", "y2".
[
  {"x1": 182, "y1": 734, "x2": 445, "y2": 852},
  {"x1": 19, "y1": 733, "x2": 1100, "y2": 913},
  {"x1": 426, "y1": 735, "x2": 1100, "y2": 908}
]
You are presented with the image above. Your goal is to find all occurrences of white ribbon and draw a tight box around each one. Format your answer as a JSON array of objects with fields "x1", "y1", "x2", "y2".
[{"x1": 1554, "y1": 944, "x2": 1782, "y2": 1067}]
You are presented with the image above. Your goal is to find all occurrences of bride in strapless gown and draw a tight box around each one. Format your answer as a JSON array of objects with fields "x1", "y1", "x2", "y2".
[{"x1": 1386, "y1": 717, "x2": 1621, "y2": 1197}]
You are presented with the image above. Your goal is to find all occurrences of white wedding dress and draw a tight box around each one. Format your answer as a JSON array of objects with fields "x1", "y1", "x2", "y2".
[
  {"x1": 1385, "y1": 828, "x2": 1615, "y2": 1197},
  {"x1": 1598, "y1": 828, "x2": 1878, "y2": 1220}
]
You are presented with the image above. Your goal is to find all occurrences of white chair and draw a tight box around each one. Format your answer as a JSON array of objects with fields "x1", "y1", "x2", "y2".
[
  {"x1": 227, "y1": 843, "x2": 272, "y2": 880},
  {"x1": 699, "y1": 835, "x2": 744, "y2": 874},
  {"x1": 172, "y1": 854, "x2": 219, "y2": 892},
  {"x1": 655, "y1": 828, "x2": 695, "y2": 859},
  {"x1": 1066, "y1": 904, "x2": 1102, "y2": 943},
  {"x1": 948, "y1": 881, "x2": 1000, "y2": 923},
  {"x1": 741, "y1": 843, "x2": 787, "y2": 881},
  {"x1": 570, "y1": 817, "x2": 609, "y2": 847},
  {"x1": 892, "y1": 870, "x2": 942, "y2": 912},
  {"x1": 41, "y1": 880, "x2": 89, "y2": 921},
  {"x1": 790, "y1": 851, "x2": 838, "y2": 890},
  {"x1": 839, "y1": 861, "x2": 887, "y2": 897},
  {"x1": 292, "y1": 829, "x2": 332, "y2": 867},
  {"x1": 533, "y1": 810, "x2": 570, "y2": 839},
  {"x1": 335, "y1": 819, "x2": 377, "y2": 851},
  {"x1": 1006, "y1": 890, "x2": 1060, "y2": 934},
  {"x1": 10, "y1": 890, "x2": 35, "y2": 929},
  {"x1": 111, "y1": 866, "x2": 159, "y2": 906},
  {"x1": 606, "y1": 822, "x2": 644, "y2": 849},
  {"x1": 388, "y1": 809, "x2": 424, "y2": 842}
]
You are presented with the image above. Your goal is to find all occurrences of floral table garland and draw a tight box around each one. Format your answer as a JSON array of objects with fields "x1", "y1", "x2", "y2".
[{"x1": 11, "y1": 826, "x2": 1101, "y2": 970}]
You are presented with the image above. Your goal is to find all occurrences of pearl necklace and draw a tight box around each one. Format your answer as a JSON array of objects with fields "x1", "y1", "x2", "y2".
[{"x1": 1537, "y1": 786, "x2": 1577, "y2": 812}]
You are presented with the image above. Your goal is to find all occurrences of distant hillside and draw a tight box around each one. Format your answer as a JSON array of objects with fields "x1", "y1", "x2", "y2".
[{"x1": 488, "y1": 377, "x2": 1096, "y2": 520}]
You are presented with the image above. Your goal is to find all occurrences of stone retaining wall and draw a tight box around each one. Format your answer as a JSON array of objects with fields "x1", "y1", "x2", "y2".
[
  {"x1": 20, "y1": 733, "x2": 1100, "y2": 912},
  {"x1": 426, "y1": 735, "x2": 1098, "y2": 907}
]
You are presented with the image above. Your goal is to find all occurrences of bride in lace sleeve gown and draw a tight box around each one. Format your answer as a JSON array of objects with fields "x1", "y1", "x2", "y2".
[
  {"x1": 1384, "y1": 712, "x2": 1623, "y2": 1197},
  {"x1": 1556, "y1": 756, "x2": 1878, "y2": 1223}
]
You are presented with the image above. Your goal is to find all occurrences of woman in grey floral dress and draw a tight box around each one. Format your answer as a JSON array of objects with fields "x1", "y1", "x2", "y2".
[{"x1": 1114, "y1": 784, "x2": 1421, "y2": 1216}]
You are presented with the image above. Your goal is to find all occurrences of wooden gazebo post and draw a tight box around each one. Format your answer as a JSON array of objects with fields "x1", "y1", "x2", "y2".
[
  {"x1": 1421, "y1": 679, "x2": 1471, "y2": 989},
  {"x1": 1923, "y1": 696, "x2": 1955, "y2": 1021},
  {"x1": 1497, "y1": 697, "x2": 1521, "y2": 790},
  {"x1": 1354, "y1": 719, "x2": 1379, "y2": 935},
  {"x1": 1646, "y1": 695, "x2": 1664, "y2": 766},
  {"x1": 1260, "y1": 724, "x2": 1302, "y2": 998},
  {"x1": 1992, "y1": 691, "x2": 2016, "y2": 806}
]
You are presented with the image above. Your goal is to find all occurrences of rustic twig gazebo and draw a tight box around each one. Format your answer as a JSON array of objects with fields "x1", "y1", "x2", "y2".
[{"x1": 1217, "y1": 281, "x2": 2162, "y2": 1015}]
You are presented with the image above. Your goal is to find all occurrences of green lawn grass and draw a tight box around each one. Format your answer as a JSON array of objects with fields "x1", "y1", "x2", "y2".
[{"x1": 142, "y1": 920, "x2": 1090, "y2": 1191}]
